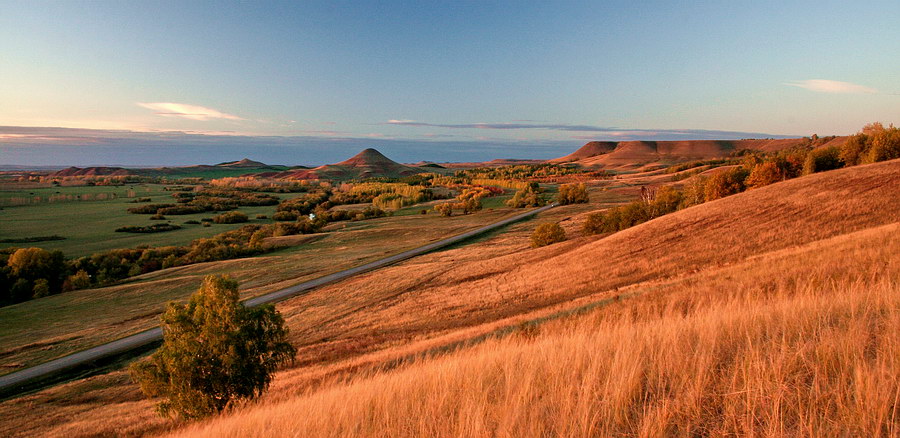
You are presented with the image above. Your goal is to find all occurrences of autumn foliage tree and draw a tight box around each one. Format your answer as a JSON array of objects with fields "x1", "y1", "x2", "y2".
[
  {"x1": 531, "y1": 222, "x2": 566, "y2": 248},
  {"x1": 556, "y1": 183, "x2": 589, "y2": 205},
  {"x1": 130, "y1": 275, "x2": 295, "y2": 419}
]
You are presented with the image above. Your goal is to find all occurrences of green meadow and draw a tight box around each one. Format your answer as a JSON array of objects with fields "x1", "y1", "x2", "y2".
[{"x1": 0, "y1": 184, "x2": 283, "y2": 257}]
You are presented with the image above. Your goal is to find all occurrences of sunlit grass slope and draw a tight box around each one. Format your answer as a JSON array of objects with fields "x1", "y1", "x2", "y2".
[{"x1": 166, "y1": 160, "x2": 900, "y2": 437}]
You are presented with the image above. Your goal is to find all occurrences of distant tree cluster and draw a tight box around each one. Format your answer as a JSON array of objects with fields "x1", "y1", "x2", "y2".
[
  {"x1": 556, "y1": 183, "x2": 589, "y2": 205},
  {"x1": 115, "y1": 223, "x2": 182, "y2": 233},
  {"x1": 506, "y1": 183, "x2": 547, "y2": 208},
  {"x1": 212, "y1": 211, "x2": 249, "y2": 224},
  {"x1": 127, "y1": 188, "x2": 279, "y2": 216},
  {"x1": 432, "y1": 186, "x2": 498, "y2": 216},
  {"x1": 0, "y1": 247, "x2": 67, "y2": 305}
]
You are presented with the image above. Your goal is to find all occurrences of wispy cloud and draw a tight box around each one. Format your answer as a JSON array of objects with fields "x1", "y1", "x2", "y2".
[
  {"x1": 386, "y1": 119, "x2": 792, "y2": 139},
  {"x1": 137, "y1": 102, "x2": 244, "y2": 121},
  {"x1": 785, "y1": 79, "x2": 877, "y2": 94}
]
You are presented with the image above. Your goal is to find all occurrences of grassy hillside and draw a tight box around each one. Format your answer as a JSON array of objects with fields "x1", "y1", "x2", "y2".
[
  {"x1": 0, "y1": 160, "x2": 896, "y2": 436},
  {"x1": 162, "y1": 160, "x2": 900, "y2": 437}
]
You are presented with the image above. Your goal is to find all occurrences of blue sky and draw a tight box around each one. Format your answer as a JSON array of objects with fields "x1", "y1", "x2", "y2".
[{"x1": 1, "y1": 0, "x2": 897, "y2": 166}]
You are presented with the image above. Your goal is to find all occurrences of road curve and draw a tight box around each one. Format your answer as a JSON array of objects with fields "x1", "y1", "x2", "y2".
[{"x1": 0, "y1": 203, "x2": 557, "y2": 396}]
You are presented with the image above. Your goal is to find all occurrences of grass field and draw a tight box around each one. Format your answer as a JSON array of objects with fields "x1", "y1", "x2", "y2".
[
  {"x1": 0, "y1": 184, "x2": 282, "y2": 257},
  {"x1": 1, "y1": 161, "x2": 896, "y2": 437}
]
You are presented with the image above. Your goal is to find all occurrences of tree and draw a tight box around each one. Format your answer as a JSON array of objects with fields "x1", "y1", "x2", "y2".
[
  {"x1": 745, "y1": 161, "x2": 785, "y2": 189},
  {"x1": 130, "y1": 275, "x2": 296, "y2": 419},
  {"x1": 531, "y1": 222, "x2": 566, "y2": 248},
  {"x1": 704, "y1": 168, "x2": 748, "y2": 202},
  {"x1": 507, "y1": 184, "x2": 546, "y2": 208},
  {"x1": 434, "y1": 202, "x2": 454, "y2": 217},
  {"x1": 802, "y1": 146, "x2": 842, "y2": 175},
  {"x1": 557, "y1": 183, "x2": 589, "y2": 205}
]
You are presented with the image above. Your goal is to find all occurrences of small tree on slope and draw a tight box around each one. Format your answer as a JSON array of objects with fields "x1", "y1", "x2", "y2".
[{"x1": 130, "y1": 275, "x2": 296, "y2": 419}]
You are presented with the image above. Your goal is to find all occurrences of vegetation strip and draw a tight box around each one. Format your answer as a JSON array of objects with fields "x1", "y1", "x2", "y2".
[{"x1": 0, "y1": 203, "x2": 556, "y2": 398}]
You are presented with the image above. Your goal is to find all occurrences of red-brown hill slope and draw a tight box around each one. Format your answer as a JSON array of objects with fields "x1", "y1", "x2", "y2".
[
  {"x1": 274, "y1": 148, "x2": 421, "y2": 180},
  {"x1": 554, "y1": 137, "x2": 848, "y2": 167},
  {"x1": 49, "y1": 166, "x2": 131, "y2": 177}
]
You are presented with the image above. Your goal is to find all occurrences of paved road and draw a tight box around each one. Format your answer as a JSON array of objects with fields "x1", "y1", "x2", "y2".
[{"x1": 0, "y1": 203, "x2": 557, "y2": 396}]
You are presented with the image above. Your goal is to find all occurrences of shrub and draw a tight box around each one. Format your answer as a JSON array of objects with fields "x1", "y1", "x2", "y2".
[
  {"x1": 130, "y1": 275, "x2": 296, "y2": 419},
  {"x1": 434, "y1": 203, "x2": 454, "y2": 217},
  {"x1": 150, "y1": 213, "x2": 166, "y2": 220},
  {"x1": 213, "y1": 211, "x2": 249, "y2": 224},
  {"x1": 803, "y1": 146, "x2": 843, "y2": 175},
  {"x1": 127, "y1": 203, "x2": 176, "y2": 214},
  {"x1": 557, "y1": 183, "x2": 589, "y2": 205},
  {"x1": 582, "y1": 212, "x2": 606, "y2": 235},
  {"x1": 531, "y1": 222, "x2": 566, "y2": 248},
  {"x1": 746, "y1": 161, "x2": 785, "y2": 189},
  {"x1": 255, "y1": 214, "x2": 268, "y2": 220},
  {"x1": 184, "y1": 220, "x2": 201, "y2": 225},
  {"x1": 704, "y1": 168, "x2": 748, "y2": 202},
  {"x1": 272, "y1": 211, "x2": 298, "y2": 221},
  {"x1": 115, "y1": 224, "x2": 182, "y2": 233}
]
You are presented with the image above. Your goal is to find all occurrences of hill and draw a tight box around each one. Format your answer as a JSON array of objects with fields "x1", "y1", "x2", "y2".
[
  {"x1": 272, "y1": 148, "x2": 422, "y2": 180},
  {"x1": 216, "y1": 158, "x2": 269, "y2": 168},
  {"x1": 553, "y1": 137, "x2": 848, "y2": 167},
  {"x1": 49, "y1": 166, "x2": 131, "y2": 177},
  {"x1": 161, "y1": 159, "x2": 898, "y2": 437}
]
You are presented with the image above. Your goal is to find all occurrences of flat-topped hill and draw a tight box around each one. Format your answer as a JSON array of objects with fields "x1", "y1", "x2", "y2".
[{"x1": 553, "y1": 137, "x2": 848, "y2": 167}]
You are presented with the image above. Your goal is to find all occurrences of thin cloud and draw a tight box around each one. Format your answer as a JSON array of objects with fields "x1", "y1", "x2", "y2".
[
  {"x1": 785, "y1": 79, "x2": 877, "y2": 94},
  {"x1": 385, "y1": 120, "x2": 791, "y2": 139},
  {"x1": 137, "y1": 102, "x2": 244, "y2": 121}
]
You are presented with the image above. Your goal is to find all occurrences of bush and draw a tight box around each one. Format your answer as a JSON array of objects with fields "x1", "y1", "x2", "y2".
[
  {"x1": 434, "y1": 202, "x2": 454, "y2": 217},
  {"x1": 745, "y1": 161, "x2": 785, "y2": 189},
  {"x1": 272, "y1": 211, "x2": 298, "y2": 221},
  {"x1": 184, "y1": 220, "x2": 201, "y2": 225},
  {"x1": 213, "y1": 211, "x2": 249, "y2": 224},
  {"x1": 557, "y1": 183, "x2": 589, "y2": 205},
  {"x1": 704, "y1": 168, "x2": 748, "y2": 202},
  {"x1": 115, "y1": 224, "x2": 182, "y2": 233},
  {"x1": 127, "y1": 203, "x2": 176, "y2": 214},
  {"x1": 255, "y1": 214, "x2": 268, "y2": 220},
  {"x1": 582, "y1": 212, "x2": 606, "y2": 235},
  {"x1": 130, "y1": 275, "x2": 295, "y2": 419},
  {"x1": 803, "y1": 146, "x2": 843, "y2": 175},
  {"x1": 531, "y1": 222, "x2": 566, "y2": 248}
]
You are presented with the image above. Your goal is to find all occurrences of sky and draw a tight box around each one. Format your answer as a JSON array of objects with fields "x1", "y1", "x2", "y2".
[{"x1": 0, "y1": 0, "x2": 898, "y2": 166}]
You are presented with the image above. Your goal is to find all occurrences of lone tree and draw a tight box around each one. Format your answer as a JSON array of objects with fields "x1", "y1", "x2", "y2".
[{"x1": 130, "y1": 275, "x2": 296, "y2": 419}]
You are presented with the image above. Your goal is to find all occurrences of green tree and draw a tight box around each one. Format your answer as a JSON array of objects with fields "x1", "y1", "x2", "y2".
[
  {"x1": 531, "y1": 222, "x2": 566, "y2": 248},
  {"x1": 130, "y1": 275, "x2": 296, "y2": 419}
]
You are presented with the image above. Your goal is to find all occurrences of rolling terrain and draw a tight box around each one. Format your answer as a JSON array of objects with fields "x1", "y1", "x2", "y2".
[{"x1": 2, "y1": 159, "x2": 896, "y2": 437}]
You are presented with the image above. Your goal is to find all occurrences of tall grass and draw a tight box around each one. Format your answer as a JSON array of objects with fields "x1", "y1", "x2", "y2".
[{"x1": 171, "y1": 273, "x2": 900, "y2": 437}]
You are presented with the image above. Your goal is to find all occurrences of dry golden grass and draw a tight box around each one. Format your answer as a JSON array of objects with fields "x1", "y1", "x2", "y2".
[
  {"x1": 168, "y1": 240, "x2": 900, "y2": 437},
  {"x1": 1, "y1": 160, "x2": 897, "y2": 437}
]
